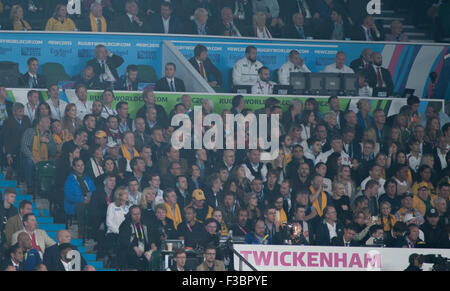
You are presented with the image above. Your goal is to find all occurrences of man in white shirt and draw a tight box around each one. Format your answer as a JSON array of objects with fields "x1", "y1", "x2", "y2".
[
  {"x1": 323, "y1": 136, "x2": 351, "y2": 165},
  {"x1": 242, "y1": 149, "x2": 268, "y2": 182},
  {"x1": 322, "y1": 51, "x2": 355, "y2": 74},
  {"x1": 232, "y1": 46, "x2": 264, "y2": 86},
  {"x1": 252, "y1": 67, "x2": 276, "y2": 95},
  {"x1": 278, "y1": 50, "x2": 311, "y2": 85},
  {"x1": 361, "y1": 164, "x2": 386, "y2": 197},
  {"x1": 304, "y1": 138, "x2": 327, "y2": 166},
  {"x1": 73, "y1": 83, "x2": 93, "y2": 121},
  {"x1": 46, "y1": 84, "x2": 67, "y2": 120},
  {"x1": 24, "y1": 90, "x2": 39, "y2": 123},
  {"x1": 100, "y1": 89, "x2": 117, "y2": 119}
]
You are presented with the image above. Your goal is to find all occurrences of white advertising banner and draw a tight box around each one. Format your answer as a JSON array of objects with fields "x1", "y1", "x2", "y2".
[{"x1": 233, "y1": 244, "x2": 450, "y2": 271}]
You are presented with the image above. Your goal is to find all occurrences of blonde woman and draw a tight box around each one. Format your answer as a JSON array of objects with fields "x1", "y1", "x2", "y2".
[
  {"x1": 269, "y1": 148, "x2": 286, "y2": 183},
  {"x1": 336, "y1": 165, "x2": 356, "y2": 200},
  {"x1": 253, "y1": 12, "x2": 272, "y2": 39},
  {"x1": 231, "y1": 165, "x2": 251, "y2": 202},
  {"x1": 45, "y1": 4, "x2": 77, "y2": 31},
  {"x1": 10, "y1": 5, "x2": 32, "y2": 31},
  {"x1": 212, "y1": 209, "x2": 228, "y2": 236},
  {"x1": 105, "y1": 186, "x2": 129, "y2": 257}
]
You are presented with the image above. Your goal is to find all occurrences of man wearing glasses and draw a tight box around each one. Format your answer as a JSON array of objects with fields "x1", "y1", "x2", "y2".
[{"x1": 196, "y1": 246, "x2": 226, "y2": 271}]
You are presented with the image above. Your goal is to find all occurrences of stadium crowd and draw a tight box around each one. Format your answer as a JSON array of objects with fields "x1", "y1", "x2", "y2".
[
  {"x1": 0, "y1": 0, "x2": 449, "y2": 42},
  {"x1": 0, "y1": 0, "x2": 448, "y2": 272}
]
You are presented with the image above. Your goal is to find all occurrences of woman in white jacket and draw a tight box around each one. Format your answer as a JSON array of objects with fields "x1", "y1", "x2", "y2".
[{"x1": 104, "y1": 186, "x2": 129, "y2": 259}]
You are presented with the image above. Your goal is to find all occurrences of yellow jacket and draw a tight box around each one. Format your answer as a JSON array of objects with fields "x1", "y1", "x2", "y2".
[
  {"x1": 45, "y1": 17, "x2": 76, "y2": 31},
  {"x1": 412, "y1": 194, "x2": 437, "y2": 215},
  {"x1": 13, "y1": 19, "x2": 32, "y2": 31}
]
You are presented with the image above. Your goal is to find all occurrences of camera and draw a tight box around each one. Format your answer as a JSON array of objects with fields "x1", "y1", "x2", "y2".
[{"x1": 420, "y1": 255, "x2": 449, "y2": 271}]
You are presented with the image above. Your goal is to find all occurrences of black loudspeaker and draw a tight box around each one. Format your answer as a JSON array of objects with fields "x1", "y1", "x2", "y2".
[{"x1": 0, "y1": 62, "x2": 20, "y2": 87}]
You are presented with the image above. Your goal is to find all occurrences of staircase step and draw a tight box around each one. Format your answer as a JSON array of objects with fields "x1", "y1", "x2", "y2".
[
  {"x1": 36, "y1": 217, "x2": 54, "y2": 224},
  {"x1": 39, "y1": 224, "x2": 66, "y2": 231}
]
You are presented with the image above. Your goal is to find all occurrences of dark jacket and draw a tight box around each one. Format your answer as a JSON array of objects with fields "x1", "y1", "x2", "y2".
[
  {"x1": 18, "y1": 72, "x2": 46, "y2": 89},
  {"x1": 43, "y1": 244, "x2": 87, "y2": 271},
  {"x1": 155, "y1": 77, "x2": 186, "y2": 92},
  {"x1": 420, "y1": 221, "x2": 449, "y2": 249},
  {"x1": 350, "y1": 56, "x2": 372, "y2": 73},
  {"x1": 150, "y1": 14, "x2": 182, "y2": 34},
  {"x1": 364, "y1": 65, "x2": 395, "y2": 96},
  {"x1": 0, "y1": 204, "x2": 17, "y2": 233},
  {"x1": 2, "y1": 116, "x2": 31, "y2": 158},
  {"x1": 331, "y1": 235, "x2": 361, "y2": 246},
  {"x1": 282, "y1": 23, "x2": 316, "y2": 39},
  {"x1": 117, "y1": 75, "x2": 139, "y2": 91},
  {"x1": 188, "y1": 57, "x2": 223, "y2": 86},
  {"x1": 136, "y1": 104, "x2": 169, "y2": 130},
  {"x1": 185, "y1": 20, "x2": 214, "y2": 35},
  {"x1": 211, "y1": 19, "x2": 248, "y2": 37},
  {"x1": 86, "y1": 54, "x2": 124, "y2": 87},
  {"x1": 352, "y1": 24, "x2": 384, "y2": 41},
  {"x1": 112, "y1": 14, "x2": 147, "y2": 33},
  {"x1": 315, "y1": 220, "x2": 345, "y2": 246}
]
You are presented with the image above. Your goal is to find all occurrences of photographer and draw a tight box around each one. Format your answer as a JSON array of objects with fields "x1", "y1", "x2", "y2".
[
  {"x1": 365, "y1": 224, "x2": 385, "y2": 246},
  {"x1": 404, "y1": 253, "x2": 423, "y2": 271}
]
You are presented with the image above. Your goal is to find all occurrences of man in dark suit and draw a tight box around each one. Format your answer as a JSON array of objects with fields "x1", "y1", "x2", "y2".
[
  {"x1": 117, "y1": 65, "x2": 139, "y2": 91},
  {"x1": 364, "y1": 52, "x2": 394, "y2": 96},
  {"x1": 318, "y1": 8, "x2": 352, "y2": 40},
  {"x1": 433, "y1": 136, "x2": 448, "y2": 173},
  {"x1": 315, "y1": 206, "x2": 345, "y2": 246},
  {"x1": 150, "y1": 1, "x2": 182, "y2": 34},
  {"x1": 71, "y1": 65, "x2": 103, "y2": 90},
  {"x1": 112, "y1": 0, "x2": 148, "y2": 33},
  {"x1": 283, "y1": 13, "x2": 315, "y2": 39},
  {"x1": 2, "y1": 244, "x2": 24, "y2": 271},
  {"x1": 280, "y1": 0, "x2": 318, "y2": 25},
  {"x1": 136, "y1": 88, "x2": 169, "y2": 129},
  {"x1": 2, "y1": 102, "x2": 31, "y2": 172},
  {"x1": 188, "y1": 44, "x2": 223, "y2": 88},
  {"x1": 352, "y1": 15, "x2": 384, "y2": 41},
  {"x1": 87, "y1": 44, "x2": 124, "y2": 90},
  {"x1": 42, "y1": 229, "x2": 87, "y2": 271},
  {"x1": 133, "y1": 117, "x2": 151, "y2": 152},
  {"x1": 18, "y1": 57, "x2": 46, "y2": 89},
  {"x1": 155, "y1": 63, "x2": 186, "y2": 92},
  {"x1": 350, "y1": 48, "x2": 373, "y2": 73},
  {"x1": 331, "y1": 223, "x2": 360, "y2": 246},
  {"x1": 212, "y1": 6, "x2": 248, "y2": 37},
  {"x1": 185, "y1": 8, "x2": 213, "y2": 35}
]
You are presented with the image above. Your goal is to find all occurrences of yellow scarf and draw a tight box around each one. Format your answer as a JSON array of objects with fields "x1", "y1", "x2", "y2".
[
  {"x1": 377, "y1": 215, "x2": 397, "y2": 231},
  {"x1": 53, "y1": 130, "x2": 73, "y2": 145},
  {"x1": 32, "y1": 127, "x2": 48, "y2": 163},
  {"x1": 89, "y1": 13, "x2": 107, "y2": 32},
  {"x1": 275, "y1": 209, "x2": 288, "y2": 226},
  {"x1": 121, "y1": 144, "x2": 139, "y2": 161},
  {"x1": 164, "y1": 203, "x2": 182, "y2": 230},
  {"x1": 310, "y1": 186, "x2": 327, "y2": 217},
  {"x1": 220, "y1": 221, "x2": 229, "y2": 236},
  {"x1": 13, "y1": 19, "x2": 32, "y2": 31}
]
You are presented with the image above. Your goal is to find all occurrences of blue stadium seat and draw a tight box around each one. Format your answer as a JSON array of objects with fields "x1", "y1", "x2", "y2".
[
  {"x1": 71, "y1": 239, "x2": 83, "y2": 246},
  {"x1": 0, "y1": 181, "x2": 17, "y2": 187},
  {"x1": 41, "y1": 209, "x2": 50, "y2": 217},
  {"x1": 83, "y1": 254, "x2": 97, "y2": 261},
  {"x1": 78, "y1": 246, "x2": 86, "y2": 253},
  {"x1": 37, "y1": 217, "x2": 54, "y2": 224},
  {"x1": 13, "y1": 202, "x2": 36, "y2": 209},
  {"x1": 39, "y1": 224, "x2": 65, "y2": 231},
  {"x1": 15, "y1": 195, "x2": 33, "y2": 202},
  {"x1": 46, "y1": 231, "x2": 57, "y2": 240}
]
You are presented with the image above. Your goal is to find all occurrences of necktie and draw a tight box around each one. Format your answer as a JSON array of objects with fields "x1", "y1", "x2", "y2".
[
  {"x1": 297, "y1": 26, "x2": 305, "y2": 39},
  {"x1": 30, "y1": 232, "x2": 42, "y2": 253},
  {"x1": 199, "y1": 62, "x2": 207, "y2": 80},
  {"x1": 97, "y1": 18, "x2": 102, "y2": 32},
  {"x1": 101, "y1": 61, "x2": 106, "y2": 74},
  {"x1": 377, "y1": 67, "x2": 383, "y2": 88},
  {"x1": 170, "y1": 80, "x2": 175, "y2": 92},
  {"x1": 32, "y1": 76, "x2": 37, "y2": 88}
]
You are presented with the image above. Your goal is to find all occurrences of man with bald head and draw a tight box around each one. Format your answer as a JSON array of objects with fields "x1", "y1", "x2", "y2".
[
  {"x1": 350, "y1": 48, "x2": 373, "y2": 72},
  {"x1": 323, "y1": 52, "x2": 354, "y2": 74},
  {"x1": 43, "y1": 229, "x2": 87, "y2": 271},
  {"x1": 17, "y1": 231, "x2": 42, "y2": 271},
  {"x1": 364, "y1": 52, "x2": 394, "y2": 96}
]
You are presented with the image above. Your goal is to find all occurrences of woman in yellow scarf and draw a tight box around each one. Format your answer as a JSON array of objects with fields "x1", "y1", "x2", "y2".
[
  {"x1": 212, "y1": 209, "x2": 229, "y2": 236},
  {"x1": 10, "y1": 5, "x2": 32, "y2": 31}
]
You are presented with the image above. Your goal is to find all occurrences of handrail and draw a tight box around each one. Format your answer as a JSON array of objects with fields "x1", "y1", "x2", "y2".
[{"x1": 233, "y1": 248, "x2": 258, "y2": 271}]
